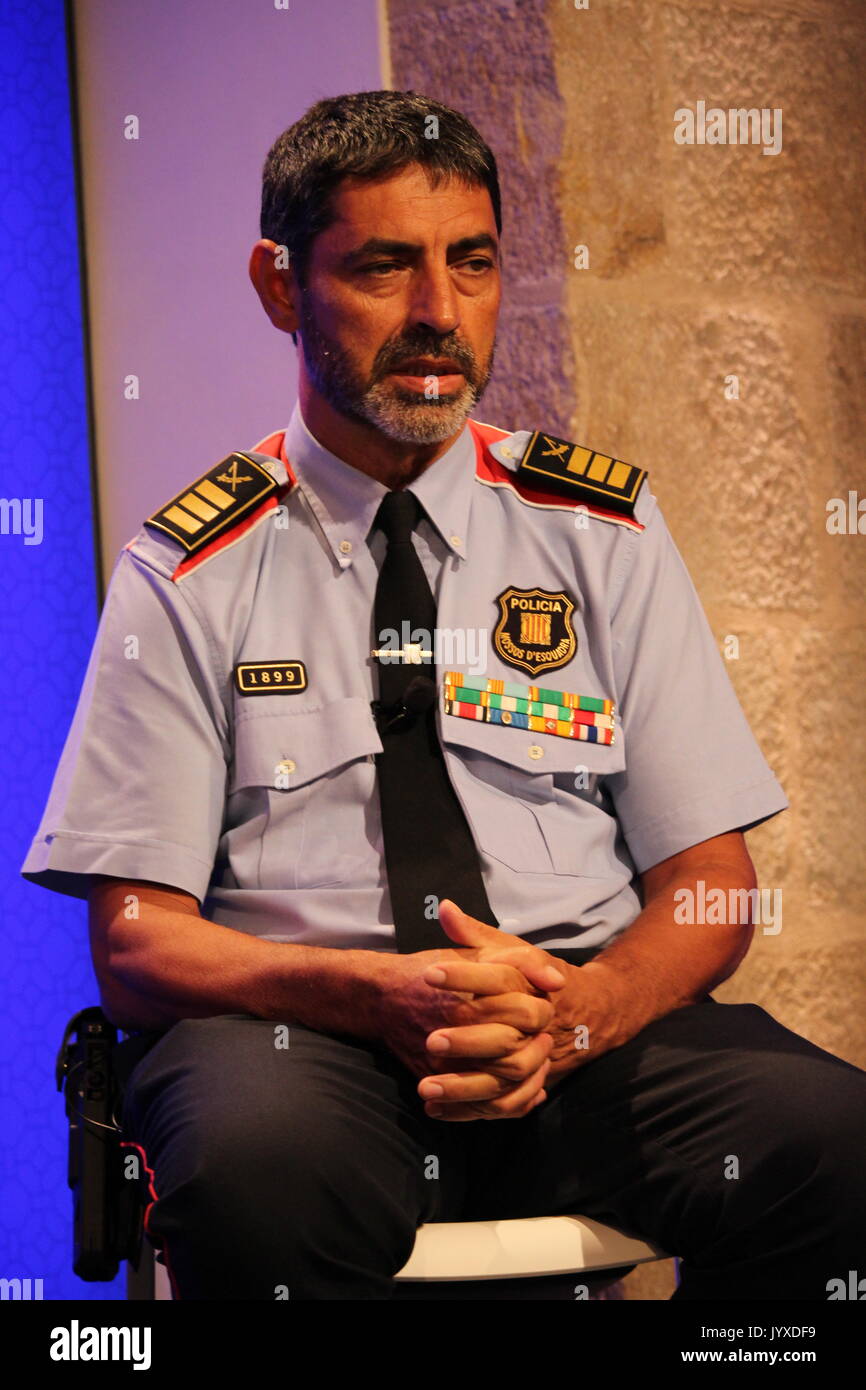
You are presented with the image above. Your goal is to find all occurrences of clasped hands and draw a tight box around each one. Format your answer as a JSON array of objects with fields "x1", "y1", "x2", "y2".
[{"x1": 380, "y1": 899, "x2": 611, "y2": 1122}]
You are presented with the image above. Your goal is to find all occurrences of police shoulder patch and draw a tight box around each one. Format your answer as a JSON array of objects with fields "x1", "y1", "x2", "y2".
[
  {"x1": 516, "y1": 431, "x2": 646, "y2": 520},
  {"x1": 144, "y1": 452, "x2": 279, "y2": 556}
]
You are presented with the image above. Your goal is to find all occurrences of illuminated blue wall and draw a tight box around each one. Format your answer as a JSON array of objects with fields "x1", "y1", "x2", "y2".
[{"x1": 0, "y1": 0, "x2": 123, "y2": 1298}]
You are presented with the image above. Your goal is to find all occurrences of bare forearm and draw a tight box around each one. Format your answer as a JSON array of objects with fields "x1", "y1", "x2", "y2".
[
  {"x1": 577, "y1": 849, "x2": 756, "y2": 1045},
  {"x1": 541, "y1": 852, "x2": 756, "y2": 1088},
  {"x1": 97, "y1": 904, "x2": 388, "y2": 1037}
]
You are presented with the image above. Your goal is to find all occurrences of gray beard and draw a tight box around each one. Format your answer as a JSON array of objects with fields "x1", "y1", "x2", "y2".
[{"x1": 299, "y1": 300, "x2": 495, "y2": 445}]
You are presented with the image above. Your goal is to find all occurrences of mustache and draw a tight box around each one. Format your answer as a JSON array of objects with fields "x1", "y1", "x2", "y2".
[{"x1": 373, "y1": 337, "x2": 478, "y2": 377}]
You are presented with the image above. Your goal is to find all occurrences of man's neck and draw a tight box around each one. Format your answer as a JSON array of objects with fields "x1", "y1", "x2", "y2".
[{"x1": 298, "y1": 384, "x2": 468, "y2": 491}]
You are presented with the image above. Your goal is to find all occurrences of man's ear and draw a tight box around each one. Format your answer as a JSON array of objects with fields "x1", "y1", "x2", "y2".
[{"x1": 248, "y1": 239, "x2": 301, "y2": 340}]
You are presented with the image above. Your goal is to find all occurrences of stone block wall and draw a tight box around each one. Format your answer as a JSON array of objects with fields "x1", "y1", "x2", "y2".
[{"x1": 387, "y1": 0, "x2": 866, "y2": 1299}]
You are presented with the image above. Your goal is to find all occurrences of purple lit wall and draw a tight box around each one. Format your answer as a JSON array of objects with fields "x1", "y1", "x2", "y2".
[{"x1": 74, "y1": 0, "x2": 384, "y2": 578}]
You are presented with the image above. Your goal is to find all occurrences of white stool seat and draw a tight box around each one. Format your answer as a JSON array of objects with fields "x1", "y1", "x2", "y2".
[
  {"x1": 394, "y1": 1214, "x2": 666, "y2": 1282},
  {"x1": 151, "y1": 1214, "x2": 667, "y2": 1296}
]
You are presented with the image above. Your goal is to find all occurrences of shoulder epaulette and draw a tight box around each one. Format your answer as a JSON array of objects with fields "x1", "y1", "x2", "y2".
[
  {"x1": 143, "y1": 452, "x2": 280, "y2": 556},
  {"x1": 515, "y1": 432, "x2": 646, "y2": 520}
]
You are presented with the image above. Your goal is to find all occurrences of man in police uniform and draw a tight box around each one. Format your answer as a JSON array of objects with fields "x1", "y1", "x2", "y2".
[{"x1": 22, "y1": 90, "x2": 866, "y2": 1300}]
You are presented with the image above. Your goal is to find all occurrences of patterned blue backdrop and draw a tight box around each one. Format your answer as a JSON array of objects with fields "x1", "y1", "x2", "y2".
[{"x1": 0, "y1": 0, "x2": 124, "y2": 1298}]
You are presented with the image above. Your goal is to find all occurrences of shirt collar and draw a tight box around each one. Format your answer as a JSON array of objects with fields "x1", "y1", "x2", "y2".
[{"x1": 282, "y1": 401, "x2": 475, "y2": 569}]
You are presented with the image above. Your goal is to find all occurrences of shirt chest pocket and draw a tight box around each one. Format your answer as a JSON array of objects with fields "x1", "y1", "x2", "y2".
[
  {"x1": 227, "y1": 698, "x2": 382, "y2": 890},
  {"x1": 439, "y1": 713, "x2": 627, "y2": 878}
]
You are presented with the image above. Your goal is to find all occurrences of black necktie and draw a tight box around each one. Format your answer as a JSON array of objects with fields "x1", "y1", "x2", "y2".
[{"x1": 371, "y1": 489, "x2": 498, "y2": 952}]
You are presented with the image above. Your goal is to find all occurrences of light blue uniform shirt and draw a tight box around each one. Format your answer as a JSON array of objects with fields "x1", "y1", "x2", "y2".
[{"x1": 21, "y1": 402, "x2": 787, "y2": 951}]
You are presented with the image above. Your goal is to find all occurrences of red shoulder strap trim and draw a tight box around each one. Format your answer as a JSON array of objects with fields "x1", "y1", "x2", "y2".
[
  {"x1": 467, "y1": 418, "x2": 645, "y2": 533},
  {"x1": 168, "y1": 429, "x2": 297, "y2": 581},
  {"x1": 251, "y1": 427, "x2": 298, "y2": 487},
  {"x1": 171, "y1": 493, "x2": 287, "y2": 582}
]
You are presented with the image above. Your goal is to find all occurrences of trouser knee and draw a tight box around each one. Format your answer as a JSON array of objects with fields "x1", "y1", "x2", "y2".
[{"x1": 144, "y1": 1111, "x2": 424, "y2": 1299}]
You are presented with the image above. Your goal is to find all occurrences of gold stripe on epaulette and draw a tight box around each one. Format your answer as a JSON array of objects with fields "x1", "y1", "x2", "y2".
[{"x1": 144, "y1": 452, "x2": 278, "y2": 554}]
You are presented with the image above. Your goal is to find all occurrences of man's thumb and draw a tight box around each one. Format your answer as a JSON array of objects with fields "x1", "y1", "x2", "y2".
[
  {"x1": 437, "y1": 898, "x2": 500, "y2": 945},
  {"x1": 438, "y1": 900, "x2": 567, "y2": 993}
]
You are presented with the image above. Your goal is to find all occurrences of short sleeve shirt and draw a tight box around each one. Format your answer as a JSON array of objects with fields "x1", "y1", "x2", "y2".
[{"x1": 21, "y1": 403, "x2": 787, "y2": 951}]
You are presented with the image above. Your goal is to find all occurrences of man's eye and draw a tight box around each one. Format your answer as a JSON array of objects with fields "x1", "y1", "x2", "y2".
[{"x1": 359, "y1": 259, "x2": 494, "y2": 275}]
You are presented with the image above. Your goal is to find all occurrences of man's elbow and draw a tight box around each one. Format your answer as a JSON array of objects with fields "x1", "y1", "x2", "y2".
[
  {"x1": 708, "y1": 853, "x2": 759, "y2": 985},
  {"x1": 641, "y1": 831, "x2": 760, "y2": 986},
  {"x1": 92, "y1": 932, "x2": 157, "y2": 1032},
  {"x1": 716, "y1": 919, "x2": 755, "y2": 985},
  {"x1": 87, "y1": 882, "x2": 163, "y2": 1032}
]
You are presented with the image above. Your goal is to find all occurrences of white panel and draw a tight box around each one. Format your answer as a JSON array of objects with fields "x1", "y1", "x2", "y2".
[{"x1": 73, "y1": 0, "x2": 383, "y2": 580}]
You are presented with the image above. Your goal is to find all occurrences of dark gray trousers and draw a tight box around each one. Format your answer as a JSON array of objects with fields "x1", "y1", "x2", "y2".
[{"x1": 114, "y1": 953, "x2": 866, "y2": 1301}]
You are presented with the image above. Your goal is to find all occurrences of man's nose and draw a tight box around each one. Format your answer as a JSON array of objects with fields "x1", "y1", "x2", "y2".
[{"x1": 406, "y1": 264, "x2": 460, "y2": 336}]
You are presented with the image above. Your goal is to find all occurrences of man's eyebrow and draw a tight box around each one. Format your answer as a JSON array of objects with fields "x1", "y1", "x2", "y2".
[{"x1": 342, "y1": 233, "x2": 499, "y2": 266}]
